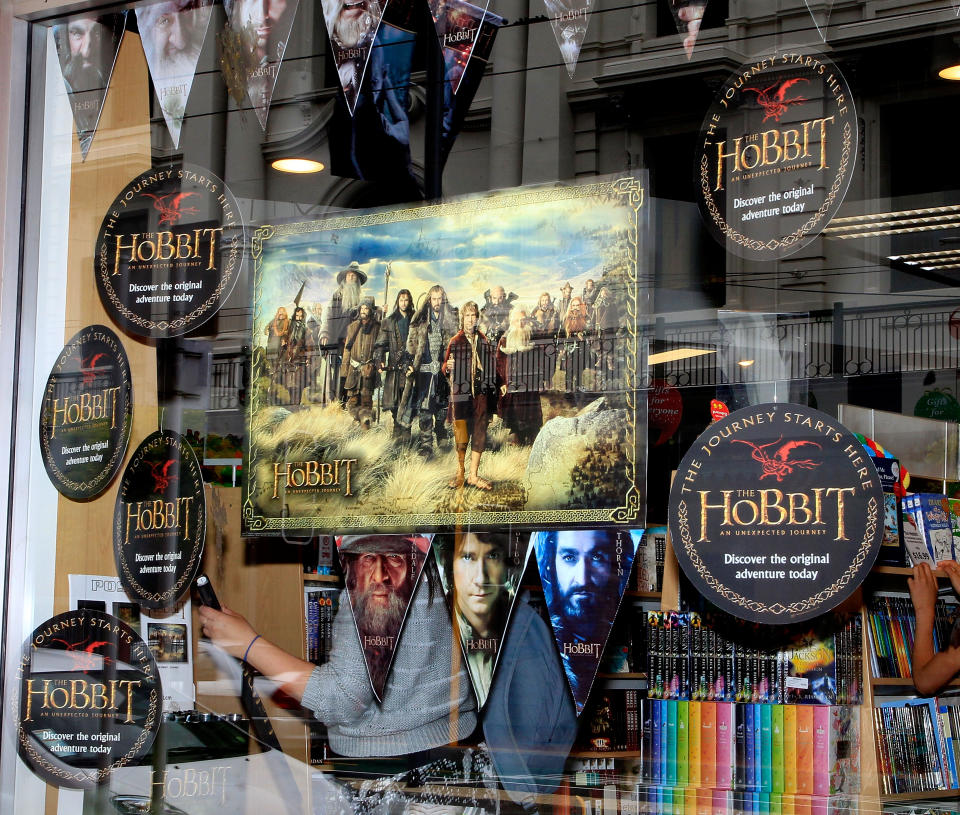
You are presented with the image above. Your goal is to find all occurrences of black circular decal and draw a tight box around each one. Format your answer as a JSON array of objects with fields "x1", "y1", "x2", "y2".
[
  {"x1": 95, "y1": 163, "x2": 244, "y2": 338},
  {"x1": 668, "y1": 404, "x2": 883, "y2": 624},
  {"x1": 114, "y1": 430, "x2": 206, "y2": 609},
  {"x1": 696, "y1": 51, "x2": 857, "y2": 260},
  {"x1": 14, "y1": 610, "x2": 160, "y2": 789},
  {"x1": 38, "y1": 325, "x2": 133, "y2": 500}
]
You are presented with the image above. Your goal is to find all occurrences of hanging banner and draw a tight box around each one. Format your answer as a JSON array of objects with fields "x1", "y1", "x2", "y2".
[
  {"x1": 320, "y1": 0, "x2": 386, "y2": 115},
  {"x1": 328, "y1": 0, "x2": 419, "y2": 196},
  {"x1": 803, "y1": 0, "x2": 835, "y2": 41},
  {"x1": 221, "y1": 0, "x2": 300, "y2": 127},
  {"x1": 336, "y1": 534, "x2": 430, "y2": 701},
  {"x1": 94, "y1": 163, "x2": 244, "y2": 338},
  {"x1": 668, "y1": 403, "x2": 884, "y2": 625},
  {"x1": 39, "y1": 325, "x2": 133, "y2": 501},
  {"x1": 243, "y1": 174, "x2": 648, "y2": 534},
  {"x1": 544, "y1": 0, "x2": 593, "y2": 76},
  {"x1": 52, "y1": 12, "x2": 127, "y2": 159},
  {"x1": 531, "y1": 529, "x2": 639, "y2": 715},
  {"x1": 136, "y1": 0, "x2": 215, "y2": 148},
  {"x1": 113, "y1": 430, "x2": 206, "y2": 610},
  {"x1": 14, "y1": 609, "x2": 161, "y2": 789},
  {"x1": 696, "y1": 51, "x2": 857, "y2": 261},
  {"x1": 432, "y1": 531, "x2": 526, "y2": 707},
  {"x1": 668, "y1": 0, "x2": 707, "y2": 59},
  {"x1": 439, "y1": 3, "x2": 503, "y2": 167}
]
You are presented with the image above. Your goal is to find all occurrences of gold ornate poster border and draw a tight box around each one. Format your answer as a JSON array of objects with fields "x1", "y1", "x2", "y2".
[{"x1": 243, "y1": 176, "x2": 646, "y2": 532}]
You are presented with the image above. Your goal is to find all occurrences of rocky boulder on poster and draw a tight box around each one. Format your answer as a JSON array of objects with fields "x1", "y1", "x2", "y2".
[{"x1": 523, "y1": 398, "x2": 631, "y2": 510}]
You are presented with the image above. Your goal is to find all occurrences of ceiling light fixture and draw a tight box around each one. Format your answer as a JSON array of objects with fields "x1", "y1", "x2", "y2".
[
  {"x1": 271, "y1": 158, "x2": 325, "y2": 174},
  {"x1": 737, "y1": 359, "x2": 755, "y2": 368},
  {"x1": 648, "y1": 347, "x2": 717, "y2": 365}
]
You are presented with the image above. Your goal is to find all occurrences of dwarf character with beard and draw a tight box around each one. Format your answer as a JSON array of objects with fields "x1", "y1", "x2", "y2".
[
  {"x1": 284, "y1": 305, "x2": 316, "y2": 405},
  {"x1": 375, "y1": 289, "x2": 415, "y2": 427},
  {"x1": 557, "y1": 281, "x2": 574, "y2": 326},
  {"x1": 537, "y1": 530, "x2": 622, "y2": 707},
  {"x1": 321, "y1": 260, "x2": 368, "y2": 403},
  {"x1": 339, "y1": 535, "x2": 426, "y2": 698},
  {"x1": 264, "y1": 306, "x2": 290, "y2": 401},
  {"x1": 560, "y1": 295, "x2": 589, "y2": 395},
  {"x1": 322, "y1": 0, "x2": 383, "y2": 106},
  {"x1": 497, "y1": 307, "x2": 546, "y2": 446},
  {"x1": 479, "y1": 285, "x2": 517, "y2": 345},
  {"x1": 590, "y1": 286, "x2": 620, "y2": 392},
  {"x1": 136, "y1": 0, "x2": 213, "y2": 142},
  {"x1": 341, "y1": 298, "x2": 381, "y2": 426}
]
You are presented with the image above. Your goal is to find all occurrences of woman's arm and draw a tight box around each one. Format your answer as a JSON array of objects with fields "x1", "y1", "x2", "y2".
[
  {"x1": 198, "y1": 605, "x2": 315, "y2": 702},
  {"x1": 908, "y1": 563, "x2": 960, "y2": 694}
]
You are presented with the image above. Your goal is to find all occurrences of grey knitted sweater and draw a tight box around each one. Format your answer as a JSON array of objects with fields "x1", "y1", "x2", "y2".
[{"x1": 300, "y1": 571, "x2": 478, "y2": 756}]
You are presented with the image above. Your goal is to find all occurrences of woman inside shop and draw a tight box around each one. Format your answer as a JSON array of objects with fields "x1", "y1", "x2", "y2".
[{"x1": 907, "y1": 561, "x2": 960, "y2": 695}]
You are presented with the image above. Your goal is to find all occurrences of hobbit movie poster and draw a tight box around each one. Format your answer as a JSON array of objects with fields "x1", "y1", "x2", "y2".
[
  {"x1": 432, "y1": 531, "x2": 527, "y2": 707},
  {"x1": 243, "y1": 174, "x2": 648, "y2": 533}
]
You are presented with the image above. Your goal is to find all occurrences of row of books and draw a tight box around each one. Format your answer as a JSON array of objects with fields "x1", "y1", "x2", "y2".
[
  {"x1": 865, "y1": 593, "x2": 958, "y2": 679},
  {"x1": 873, "y1": 697, "x2": 960, "y2": 795},
  {"x1": 636, "y1": 526, "x2": 667, "y2": 592},
  {"x1": 901, "y1": 493, "x2": 960, "y2": 566},
  {"x1": 645, "y1": 612, "x2": 862, "y2": 705},
  {"x1": 579, "y1": 699, "x2": 860, "y2": 799},
  {"x1": 304, "y1": 587, "x2": 340, "y2": 665}
]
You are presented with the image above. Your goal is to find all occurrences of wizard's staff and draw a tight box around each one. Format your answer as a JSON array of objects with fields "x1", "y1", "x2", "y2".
[{"x1": 377, "y1": 262, "x2": 393, "y2": 424}]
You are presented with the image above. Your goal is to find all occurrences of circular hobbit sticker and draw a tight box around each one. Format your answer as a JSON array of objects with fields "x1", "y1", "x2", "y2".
[
  {"x1": 94, "y1": 163, "x2": 244, "y2": 338},
  {"x1": 696, "y1": 51, "x2": 857, "y2": 260},
  {"x1": 114, "y1": 430, "x2": 206, "y2": 609},
  {"x1": 668, "y1": 404, "x2": 883, "y2": 624},
  {"x1": 15, "y1": 610, "x2": 160, "y2": 789},
  {"x1": 39, "y1": 325, "x2": 133, "y2": 500}
]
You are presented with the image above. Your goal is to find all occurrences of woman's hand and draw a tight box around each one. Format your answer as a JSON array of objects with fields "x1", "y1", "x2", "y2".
[
  {"x1": 197, "y1": 605, "x2": 258, "y2": 661},
  {"x1": 908, "y1": 562, "x2": 939, "y2": 621},
  {"x1": 938, "y1": 560, "x2": 960, "y2": 597}
]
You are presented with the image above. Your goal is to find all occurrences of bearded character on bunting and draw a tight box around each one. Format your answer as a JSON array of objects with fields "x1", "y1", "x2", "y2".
[
  {"x1": 52, "y1": 12, "x2": 126, "y2": 159},
  {"x1": 532, "y1": 529, "x2": 639, "y2": 714},
  {"x1": 321, "y1": 0, "x2": 386, "y2": 114},
  {"x1": 336, "y1": 534, "x2": 430, "y2": 700},
  {"x1": 432, "y1": 531, "x2": 526, "y2": 707},
  {"x1": 221, "y1": 0, "x2": 299, "y2": 127},
  {"x1": 137, "y1": 0, "x2": 215, "y2": 147}
]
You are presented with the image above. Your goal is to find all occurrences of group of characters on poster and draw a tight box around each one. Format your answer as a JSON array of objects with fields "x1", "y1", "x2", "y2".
[
  {"x1": 260, "y1": 260, "x2": 628, "y2": 483},
  {"x1": 336, "y1": 530, "x2": 638, "y2": 714}
]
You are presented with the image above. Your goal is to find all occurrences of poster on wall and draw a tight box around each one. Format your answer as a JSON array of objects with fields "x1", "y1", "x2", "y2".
[
  {"x1": 531, "y1": 529, "x2": 639, "y2": 714},
  {"x1": 336, "y1": 534, "x2": 430, "y2": 700},
  {"x1": 544, "y1": 0, "x2": 593, "y2": 76},
  {"x1": 68, "y1": 574, "x2": 195, "y2": 712},
  {"x1": 668, "y1": 403, "x2": 884, "y2": 625},
  {"x1": 113, "y1": 430, "x2": 206, "y2": 610},
  {"x1": 242, "y1": 173, "x2": 648, "y2": 534},
  {"x1": 695, "y1": 51, "x2": 857, "y2": 261},
  {"x1": 432, "y1": 531, "x2": 527, "y2": 707},
  {"x1": 13, "y1": 609, "x2": 161, "y2": 789},
  {"x1": 220, "y1": 0, "x2": 300, "y2": 127},
  {"x1": 52, "y1": 12, "x2": 127, "y2": 159},
  {"x1": 320, "y1": 0, "x2": 385, "y2": 114},
  {"x1": 136, "y1": 0, "x2": 215, "y2": 147},
  {"x1": 94, "y1": 164, "x2": 245, "y2": 338},
  {"x1": 667, "y1": 0, "x2": 707, "y2": 59},
  {"x1": 38, "y1": 325, "x2": 133, "y2": 501},
  {"x1": 428, "y1": 0, "x2": 489, "y2": 95}
]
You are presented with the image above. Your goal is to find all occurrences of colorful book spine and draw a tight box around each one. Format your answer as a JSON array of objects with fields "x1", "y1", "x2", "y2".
[
  {"x1": 796, "y1": 705, "x2": 814, "y2": 796},
  {"x1": 666, "y1": 700, "x2": 678, "y2": 787},
  {"x1": 689, "y1": 700, "x2": 702, "y2": 789},
  {"x1": 771, "y1": 704, "x2": 785, "y2": 794},
  {"x1": 761, "y1": 703, "x2": 773, "y2": 793},
  {"x1": 677, "y1": 701, "x2": 690, "y2": 788},
  {"x1": 716, "y1": 702, "x2": 734, "y2": 791},
  {"x1": 701, "y1": 701, "x2": 717, "y2": 790},
  {"x1": 783, "y1": 705, "x2": 798, "y2": 795}
]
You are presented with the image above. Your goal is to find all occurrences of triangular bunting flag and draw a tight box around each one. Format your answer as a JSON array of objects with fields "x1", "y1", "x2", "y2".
[
  {"x1": 52, "y1": 12, "x2": 126, "y2": 159},
  {"x1": 137, "y1": 0, "x2": 215, "y2": 148},
  {"x1": 320, "y1": 0, "x2": 387, "y2": 115},
  {"x1": 221, "y1": 0, "x2": 301, "y2": 128},
  {"x1": 667, "y1": 0, "x2": 708, "y2": 60},
  {"x1": 336, "y1": 534, "x2": 431, "y2": 701},
  {"x1": 544, "y1": 0, "x2": 594, "y2": 76},
  {"x1": 532, "y1": 529, "x2": 640, "y2": 715},
  {"x1": 803, "y1": 0, "x2": 836, "y2": 42},
  {"x1": 438, "y1": 3, "x2": 503, "y2": 168},
  {"x1": 429, "y1": 0, "x2": 490, "y2": 96},
  {"x1": 432, "y1": 531, "x2": 527, "y2": 707}
]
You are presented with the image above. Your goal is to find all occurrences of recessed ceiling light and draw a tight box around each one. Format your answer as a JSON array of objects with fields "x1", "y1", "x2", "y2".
[
  {"x1": 271, "y1": 158, "x2": 325, "y2": 174},
  {"x1": 737, "y1": 359, "x2": 755, "y2": 368},
  {"x1": 939, "y1": 64, "x2": 960, "y2": 81}
]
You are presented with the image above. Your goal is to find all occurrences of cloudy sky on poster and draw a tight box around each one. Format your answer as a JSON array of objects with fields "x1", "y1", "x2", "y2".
[{"x1": 256, "y1": 193, "x2": 635, "y2": 331}]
